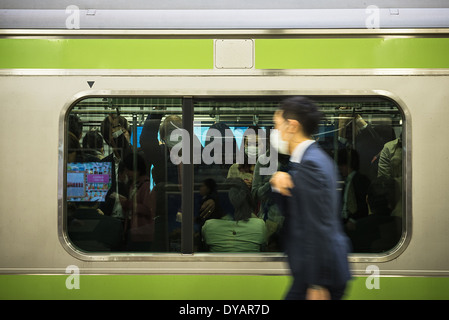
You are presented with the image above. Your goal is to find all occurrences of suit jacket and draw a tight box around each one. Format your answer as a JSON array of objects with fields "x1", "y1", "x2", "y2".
[{"x1": 276, "y1": 143, "x2": 351, "y2": 287}]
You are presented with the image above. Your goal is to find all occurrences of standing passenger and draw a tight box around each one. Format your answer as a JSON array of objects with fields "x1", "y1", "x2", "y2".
[
  {"x1": 377, "y1": 135, "x2": 403, "y2": 217},
  {"x1": 121, "y1": 153, "x2": 154, "y2": 252},
  {"x1": 68, "y1": 114, "x2": 84, "y2": 162},
  {"x1": 269, "y1": 97, "x2": 351, "y2": 300},
  {"x1": 227, "y1": 126, "x2": 261, "y2": 191},
  {"x1": 98, "y1": 114, "x2": 132, "y2": 218},
  {"x1": 82, "y1": 130, "x2": 105, "y2": 161}
]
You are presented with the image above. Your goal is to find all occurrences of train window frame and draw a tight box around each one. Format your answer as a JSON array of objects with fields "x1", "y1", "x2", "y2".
[{"x1": 58, "y1": 90, "x2": 411, "y2": 263}]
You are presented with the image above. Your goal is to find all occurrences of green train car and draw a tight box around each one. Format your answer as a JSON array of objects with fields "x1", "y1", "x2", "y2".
[{"x1": 1, "y1": 1, "x2": 449, "y2": 300}]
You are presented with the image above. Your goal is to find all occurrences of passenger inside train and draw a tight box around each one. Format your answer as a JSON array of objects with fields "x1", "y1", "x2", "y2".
[
  {"x1": 120, "y1": 152, "x2": 155, "y2": 252},
  {"x1": 65, "y1": 96, "x2": 403, "y2": 255},
  {"x1": 346, "y1": 177, "x2": 402, "y2": 252},
  {"x1": 201, "y1": 178, "x2": 266, "y2": 252},
  {"x1": 82, "y1": 130, "x2": 105, "y2": 161}
]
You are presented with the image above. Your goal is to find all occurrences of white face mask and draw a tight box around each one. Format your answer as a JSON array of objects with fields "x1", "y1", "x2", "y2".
[
  {"x1": 245, "y1": 145, "x2": 258, "y2": 158},
  {"x1": 112, "y1": 128, "x2": 125, "y2": 139},
  {"x1": 270, "y1": 129, "x2": 290, "y2": 155}
]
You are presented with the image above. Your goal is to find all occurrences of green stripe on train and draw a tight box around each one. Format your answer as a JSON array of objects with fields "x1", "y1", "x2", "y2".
[
  {"x1": 255, "y1": 38, "x2": 449, "y2": 69},
  {"x1": 1, "y1": 275, "x2": 448, "y2": 300},
  {"x1": 0, "y1": 38, "x2": 448, "y2": 69},
  {"x1": 0, "y1": 39, "x2": 214, "y2": 69}
]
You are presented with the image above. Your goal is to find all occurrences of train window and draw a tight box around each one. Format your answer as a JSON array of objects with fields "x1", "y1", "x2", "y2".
[
  {"x1": 64, "y1": 95, "x2": 404, "y2": 255},
  {"x1": 66, "y1": 97, "x2": 184, "y2": 252},
  {"x1": 192, "y1": 96, "x2": 404, "y2": 254}
]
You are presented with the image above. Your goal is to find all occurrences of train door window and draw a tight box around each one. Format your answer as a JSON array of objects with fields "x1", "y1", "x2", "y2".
[
  {"x1": 317, "y1": 97, "x2": 404, "y2": 254},
  {"x1": 64, "y1": 95, "x2": 405, "y2": 256},
  {"x1": 66, "y1": 97, "x2": 183, "y2": 253},
  {"x1": 191, "y1": 96, "x2": 404, "y2": 254}
]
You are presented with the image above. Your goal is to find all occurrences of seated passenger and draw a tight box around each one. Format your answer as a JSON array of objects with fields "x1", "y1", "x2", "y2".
[
  {"x1": 347, "y1": 177, "x2": 402, "y2": 253},
  {"x1": 195, "y1": 178, "x2": 225, "y2": 251},
  {"x1": 201, "y1": 178, "x2": 266, "y2": 252},
  {"x1": 197, "y1": 178, "x2": 224, "y2": 222}
]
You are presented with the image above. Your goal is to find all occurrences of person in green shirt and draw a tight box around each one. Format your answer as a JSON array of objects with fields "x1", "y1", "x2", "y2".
[{"x1": 202, "y1": 178, "x2": 266, "y2": 252}]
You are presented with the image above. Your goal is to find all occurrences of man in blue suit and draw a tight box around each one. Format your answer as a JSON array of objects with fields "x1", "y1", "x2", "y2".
[{"x1": 269, "y1": 97, "x2": 351, "y2": 300}]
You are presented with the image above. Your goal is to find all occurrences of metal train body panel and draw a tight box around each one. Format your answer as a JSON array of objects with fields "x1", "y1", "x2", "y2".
[{"x1": 1, "y1": 3, "x2": 449, "y2": 300}]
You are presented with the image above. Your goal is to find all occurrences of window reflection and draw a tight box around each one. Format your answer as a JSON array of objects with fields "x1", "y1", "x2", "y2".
[
  {"x1": 65, "y1": 96, "x2": 404, "y2": 254},
  {"x1": 192, "y1": 97, "x2": 403, "y2": 254},
  {"x1": 67, "y1": 98, "x2": 184, "y2": 252}
]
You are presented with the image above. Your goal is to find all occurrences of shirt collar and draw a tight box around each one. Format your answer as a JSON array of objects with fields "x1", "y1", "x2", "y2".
[{"x1": 290, "y1": 140, "x2": 315, "y2": 163}]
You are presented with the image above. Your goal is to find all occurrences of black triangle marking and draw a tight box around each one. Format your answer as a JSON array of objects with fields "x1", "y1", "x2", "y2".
[{"x1": 87, "y1": 81, "x2": 95, "y2": 88}]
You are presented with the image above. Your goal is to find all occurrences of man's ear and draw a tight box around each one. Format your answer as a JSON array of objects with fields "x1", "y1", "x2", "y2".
[{"x1": 286, "y1": 119, "x2": 301, "y2": 133}]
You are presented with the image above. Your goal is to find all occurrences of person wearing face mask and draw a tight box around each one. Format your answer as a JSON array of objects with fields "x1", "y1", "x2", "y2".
[
  {"x1": 140, "y1": 112, "x2": 206, "y2": 251},
  {"x1": 140, "y1": 113, "x2": 185, "y2": 186},
  {"x1": 227, "y1": 126, "x2": 261, "y2": 191},
  {"x1": 269, "y1": 97, "x2": 351, "y2": 300},
  {"x1": 98, "y1": 114, "x2": 132, "y2": 220},
  {"x1": 251, "y1": 128, "x2": 289, "y2": 251}
]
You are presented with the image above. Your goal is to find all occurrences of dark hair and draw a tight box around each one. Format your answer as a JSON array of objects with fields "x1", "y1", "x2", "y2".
[
  {"x1": 82, "y1": 130, "x2": 104, "y2": 150},
  {"x1": 227, "y1": 178, "x2": 254, "y2": 222},
  {"x1": 123, "y1": 152, "x2": 147, "y2": 177},
  {"x1": 202, "y1": 178, "x2": 217, "y2": 194},
  {"x1": 100, "y1": 115, "x2": 129, "y2": 145},
  {"x1": 242, "y1": 125, "x2": 261, "y2": 147},
  {"x1": 239, "y1": 125, "x2": 261, "y2": 171},
  {"x1": 279, "y1": 96, "x2": 322, "y2": 136},
  {"x1": 68, "y1": 114, "x2": 83, "y2": 139},
  {"x1": 68, "y1": 131, "x2": 81, "y2": 153},
  {"x1": 68, "y1": 131, "x2": 83, "y2": 162},
  {"x1": 206, "y1": 122, "x2": 237, "y2": 166}
]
